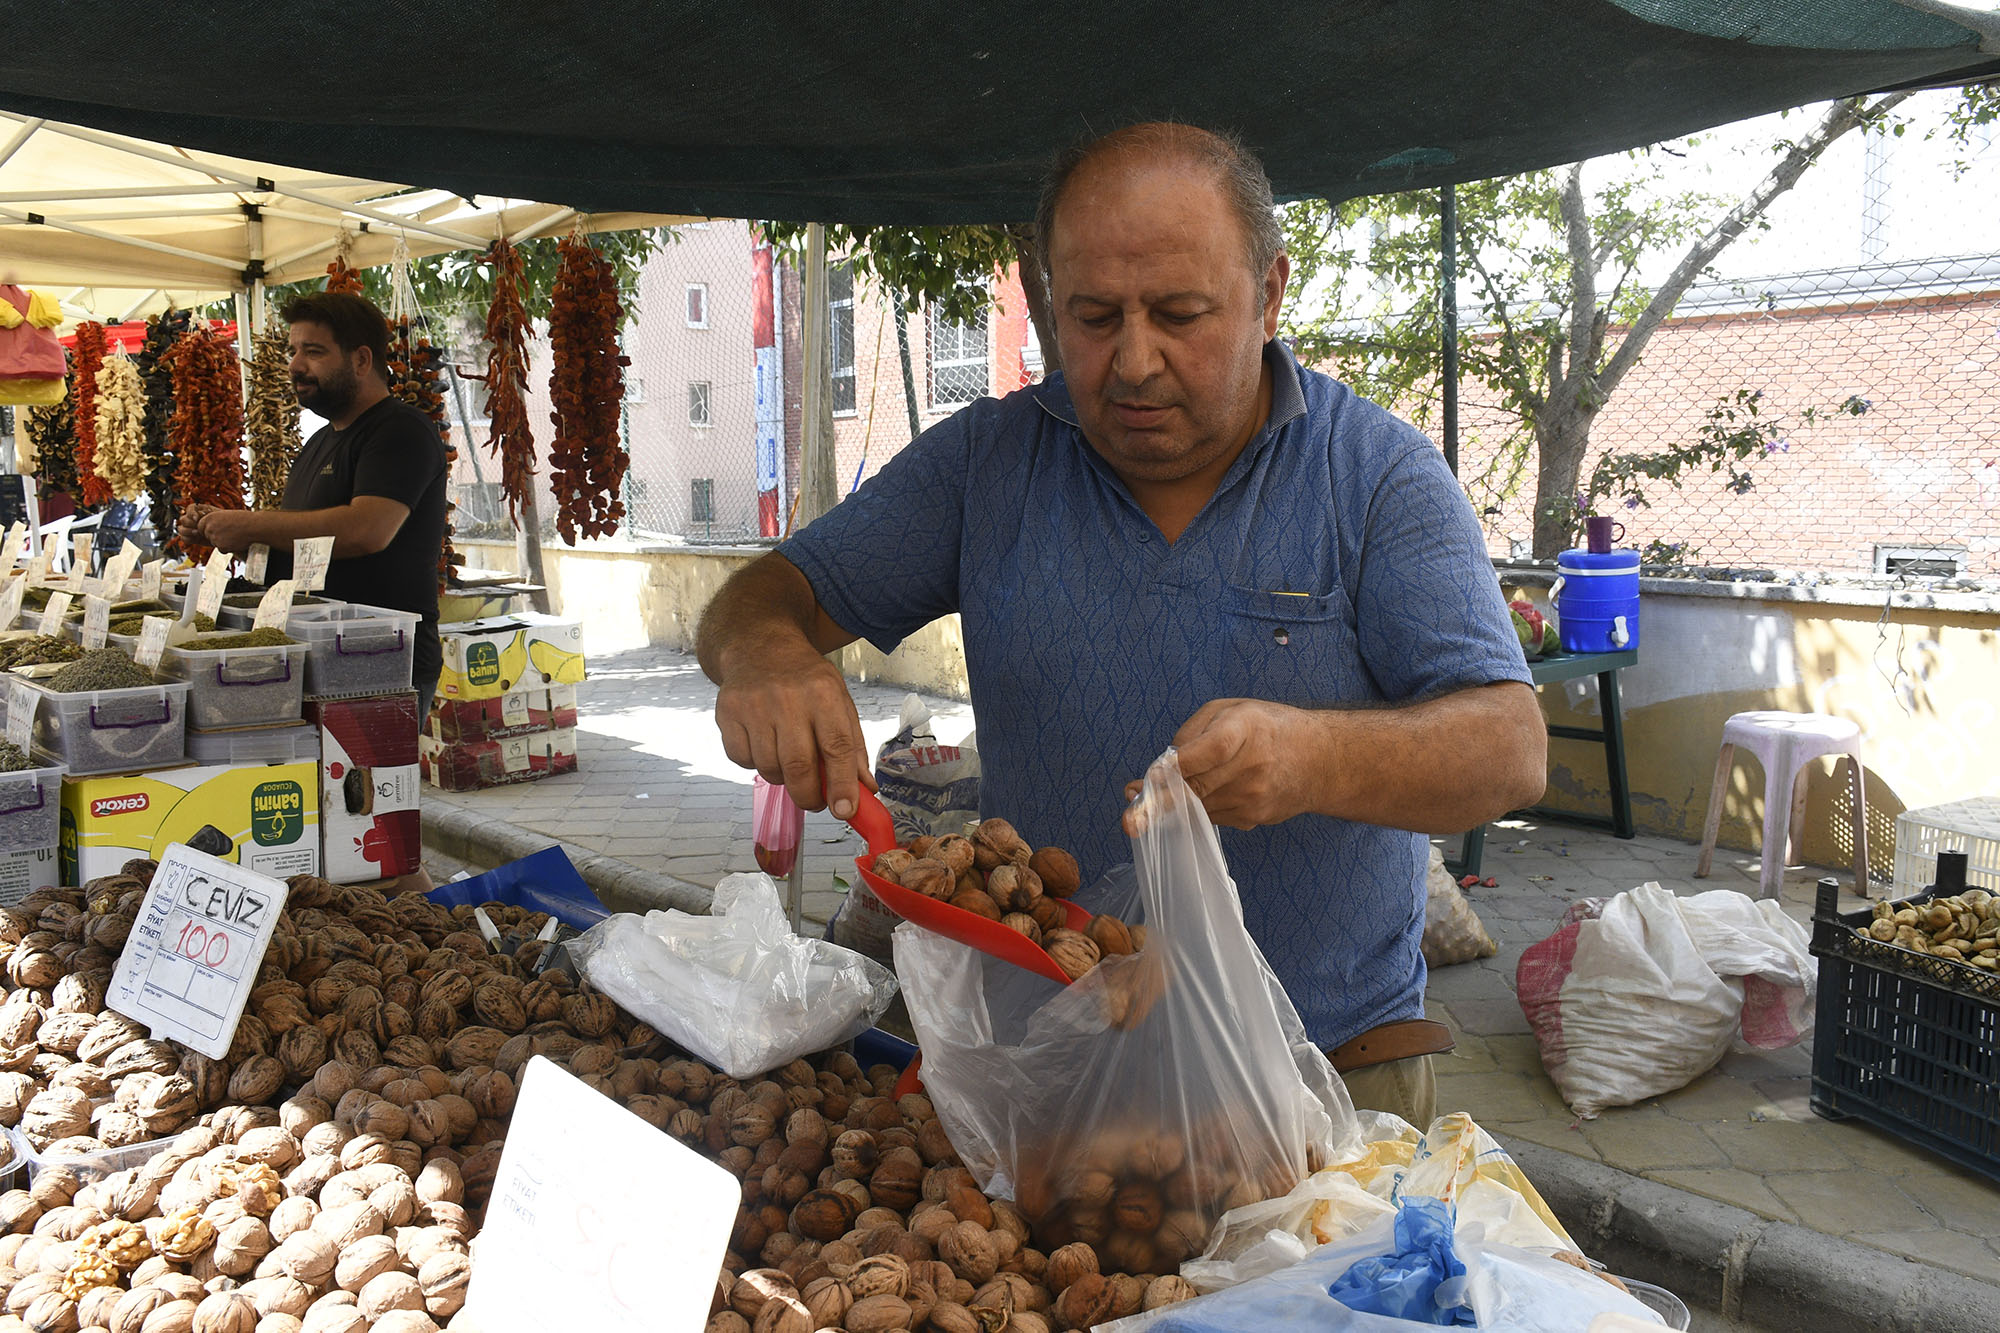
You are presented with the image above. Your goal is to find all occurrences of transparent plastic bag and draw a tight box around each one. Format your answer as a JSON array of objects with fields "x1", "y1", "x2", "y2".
[
  {"x1": 570, "y1": 872, "x2": 897, "y2": 1079},
  {"x1": 896, "y1": 748, "x2": 1361, "y2": 1267}
]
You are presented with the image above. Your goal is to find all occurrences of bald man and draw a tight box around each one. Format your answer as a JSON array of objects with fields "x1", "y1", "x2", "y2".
[{"x1": 697, "y1": 123, "x2": 1545, "y2": 1125}]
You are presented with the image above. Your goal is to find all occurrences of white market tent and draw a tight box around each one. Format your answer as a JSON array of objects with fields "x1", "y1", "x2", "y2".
[{"x1": 0, "y1": 108, "x2": 689, "y2": 328}]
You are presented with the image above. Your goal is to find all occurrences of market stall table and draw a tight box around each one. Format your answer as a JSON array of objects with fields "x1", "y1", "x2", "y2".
[{"x1": 1448, "y1": 647, "x2": 1637, "y2": 877}]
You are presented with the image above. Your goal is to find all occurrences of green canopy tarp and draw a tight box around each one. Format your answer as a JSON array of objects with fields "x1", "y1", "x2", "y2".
[{"x1": 4, "y1": 1, "x2": 1998, "y2": 223}]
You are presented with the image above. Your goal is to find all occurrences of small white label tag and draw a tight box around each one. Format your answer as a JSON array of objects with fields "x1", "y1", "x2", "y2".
[
  {"x1": 292, "y1": 536, "x2": 334, "y2": 592},
  {"x1": 81, "y1": 595, "x2": 111, "y2": 650},
  {"x1": 253, "y1": 580, "x2": 296, "y2": 632},
  {"x1": 103, "y1": 540, "x2": 143, "y2": 596},
  {"x1": 244, "y1": 543, "x2": 270, "y2": 584},
  {"x1": 5, "y1": 680, "x2": 35, "y2": 750},
  {"x1": 195, "y1": 555, "x2": 230, "y2": 623},
  {"x1": 71, "y1": 532, "x2": 92, "y2": 576},
  {"x1": 501, "y1": 691, "x2": 531, "y2": 727},
  {"x1": 23, "y1": 550, "x2": 50, "y2": 588},
  {"x1": 0, "y1": 578, "x2": 24, "y2": 631},
  {"x1": 35, "y1": 591, "x2": 72, "y2": 637},
  {"x1": 136, "y1": 615, "x2": 173, "y2": 671},
  {"x1": 0, "y1": 525, "x2": 25, "y2": 572},
  {"x1": 141, "y1": 559, "x2": 164, "y2": 603}
]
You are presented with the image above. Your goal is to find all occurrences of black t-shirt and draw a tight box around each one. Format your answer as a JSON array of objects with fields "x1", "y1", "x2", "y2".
[{"x1": 272, "y1": 394, "x2": 448, "y2": 687}]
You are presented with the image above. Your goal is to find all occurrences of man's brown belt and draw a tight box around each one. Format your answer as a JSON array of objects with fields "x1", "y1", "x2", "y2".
[{"x1": 1325, "y1": 1018, "x2": 1455, "y2": 1073}]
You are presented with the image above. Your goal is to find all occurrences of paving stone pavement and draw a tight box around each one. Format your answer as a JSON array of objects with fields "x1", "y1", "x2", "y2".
[{"x1": 421, "y1": 644, "x2": 2000, "y2": 1291}]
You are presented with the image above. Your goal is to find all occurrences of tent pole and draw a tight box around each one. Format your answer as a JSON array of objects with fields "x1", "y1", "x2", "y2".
[
  {"x1": 0, "y1": 118, "x2": 44, "y2": 171},
  {"x1": 1440, "y1": 184, "x2": 1459, "y2": 478},
  {"x1": 796, "y1": 223, "x2": 837, "y2": 530}
]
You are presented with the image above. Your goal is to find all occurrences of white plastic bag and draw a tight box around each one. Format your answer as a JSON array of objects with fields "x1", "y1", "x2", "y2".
[
  {"x1": 831, "y1": 694, "x2": 980, "y2": 961},
  {"x1": 897, "y1": 749, "x2": 1360, "y2": 1266},
  {"x1": 570, "y1": 872, "x2": 897, "y2": 1079},
  {"x1": 1517, "y1": 884, "x2": 1816, "y2": 1117}
]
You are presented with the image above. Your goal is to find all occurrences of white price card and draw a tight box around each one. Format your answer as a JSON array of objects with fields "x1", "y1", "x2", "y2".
[
  {"x1": 81, "y1": 595, "x2": 111, "y2": 650},
  {"x1": 35, "y1": 591, "x2": 72, "y2": 637},
  {"x1": 105, "y1": 843, "x2": 290, "y2": 1061},
  {"x1": 462, "y1": 1057, "x2": 739, "y2": 1333},
  {"x1": 103, "y1": 540, "x2": 143, "y2": 596},
  {"x1": 195, "y1": 552, "x2": 231, "y2": 623},
  {"x1": 292, "y1": 536, "x2": 334, "y2": 592},
  {"x1": 71, "y1": 532, "x2": 93, "y2": 576},
  {"x1": 244, "y1": 543, "x2": 270, "y2": 584},
  {"x1": 253, "y1": 579, "x2": 296, "y2": 632},
  {"x1": 4, "y1": 680, "x2": 35, "y2": 750},
  {"x1": 136, "y1": 615, "x2": 173, "y2": 671},
  {"x1": 141, "y1": 559, "x2": 164, "y2": 603},
  {"x1": 0, "y1": 524, "x2": 25, "y2": 571},
  {"x1": 0, "y1": 577, "x2": 23, "y2": 631},
  {"x1": 23, "y1": 550, "x2": 50, "y2": 588}
]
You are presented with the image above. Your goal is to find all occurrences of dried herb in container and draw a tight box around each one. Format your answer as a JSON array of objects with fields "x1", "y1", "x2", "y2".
[{"x1": 45, "y1": 649, "x2": 154, "y2": 694}]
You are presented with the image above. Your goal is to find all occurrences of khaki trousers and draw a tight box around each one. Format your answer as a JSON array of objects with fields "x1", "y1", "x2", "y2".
[{"x1": 1337, "y1": 1053, "x2": 1437, "y2": 1128}]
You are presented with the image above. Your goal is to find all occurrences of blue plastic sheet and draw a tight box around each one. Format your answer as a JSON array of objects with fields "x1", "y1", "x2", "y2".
[
  {"x1": 1325, "y1": 1199, "x2": 1475, "y2": 1325},
  {"x1": 425, "y1": 847, "x2": 609, "y2": 930}
]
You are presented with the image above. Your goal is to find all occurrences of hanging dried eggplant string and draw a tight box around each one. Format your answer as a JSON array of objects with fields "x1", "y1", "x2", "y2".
[
  {"x1": 91, "y1": 352, "x2": 149, "y2": 501},
  {"x1": 246, "y1": 320, "x2": 302, "y2": 509},
  {"x1": 136, "y1": 309, "x2": 191, "y2": 549},
  {"x1": 69, "y1": 322, "x2": 111, "y2": 507},
  {"x1": 547, "y1": 231, "x2": 631, "y2": 543},
  {"x1": 469, "y1": 239, "x2": 537, "y2": 525},
  {"x1": 20, "y1": 396, "x2": 76, "y2": 493},
  {"x1": 159, "y1": 327, "x2": 247, "y2": 561}
]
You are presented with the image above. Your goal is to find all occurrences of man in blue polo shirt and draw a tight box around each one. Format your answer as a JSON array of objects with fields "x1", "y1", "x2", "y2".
[{"x1": 697, "y1": 123, "x2": 1546, "y2": 1124}]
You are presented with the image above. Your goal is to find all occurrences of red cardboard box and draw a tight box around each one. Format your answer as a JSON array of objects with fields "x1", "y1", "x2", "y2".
[
  {"x1": 425, "y1": 683, "x2": 580, "y2": 744},
  {"x1": 419, "y1": 728, "x2": 578, "y2": 792},
  {"x1": 309, "y1": 693, "x2": 422, "y2": 883}
]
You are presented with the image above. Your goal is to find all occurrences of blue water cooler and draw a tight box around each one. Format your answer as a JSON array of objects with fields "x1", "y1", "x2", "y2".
[{"x1": 1554, "y1": 549, "x2": 1640, "y2": 652}]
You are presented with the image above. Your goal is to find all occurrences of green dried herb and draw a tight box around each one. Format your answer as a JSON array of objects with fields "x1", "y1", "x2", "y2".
[
  {"x1": 0, "y1": 741, "x2": 34, "y2": 773},
  {"x1": 44, "y1": 649, "x2": 154, "y2": 693},
  {"x1": 221, "y1": 593, "x2": 325, "y2": 609},
  {"x1": 108, "y1": 612, "x2": 215, "y2": 637},
  {"x1": 0, "y1": 635, "x2": 86, "y2": 671},
  {"x1": 189, "y1": 629, "x2": 297, "y2": 650}
]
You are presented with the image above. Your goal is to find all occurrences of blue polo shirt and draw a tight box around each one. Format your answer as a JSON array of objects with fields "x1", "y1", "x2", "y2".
[{"x1": 782, "y1": 341, "x2": 1528, "y2": 1048}]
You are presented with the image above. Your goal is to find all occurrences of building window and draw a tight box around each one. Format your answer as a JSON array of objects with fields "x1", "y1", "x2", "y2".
[
  {"x1": 830, "y1": 263, "x2": 856, "y2": 416},
  {"x1": 928, "y1": 307, "x2": 988, "y2": 411},
  {"x1": 1873, "y1": 543, "x2": 1963, "y2": 578},
  {"x1": 688, "y1": 381, "x2": 712, "y2": 428},
  {"x1": 690, "y1": 478, "x2": 715, "y2": 524},
  {"x1": 686, "y1": 284, "x2": 709, "y2": 329}
]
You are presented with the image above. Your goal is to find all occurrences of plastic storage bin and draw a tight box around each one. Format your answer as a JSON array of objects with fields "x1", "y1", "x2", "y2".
[
  {"x1": 1808, "y1": 878, "x2": 1999, "y2": 1183},
  {"x1": 162, "y1": 635, "x2": 308, "y2": 731},
  {"x1": 17, "y1": 677, "x2": 190, "y2": 776},
  {"x1": 293, "y1": 603, "x2": 418, "y2": 698},
  {"x1": 216, "y1": 593, "x2": 340, "y2": 630},
  {"x1": 187, "y1": 722, "x2": 319, "y2": 766},
  {"x1": 1554, "y1": 549, "x2": 1640, "y2": 653},
  {"x1": 1892, "y1": 797, "x2": 2000, "y2": 897},
  {"x1": 0, "y1": 762, "x2": 63, "y2": 853}
]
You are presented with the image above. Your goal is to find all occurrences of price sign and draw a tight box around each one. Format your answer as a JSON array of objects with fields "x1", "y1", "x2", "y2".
[
  {"x1": 5, "y1": 680, "x2": 35, "y2": 750},
  {"x1": 141, "y1": 560, "x2": 164, "y2": 603},
  {"x1": 292, "y1": 536, "x2": 334, "y2": 592},
  {"x1": 35, "y1": 591, "x2": 72, "y2": 637},
  {"x1": 71, "y1": 532, "x2": 92, "y2": 576},
  {"x1": 253, "y1": 579, "x2": 296, "y2": 632},
  {"x1": 105, "y1": 844, "x2": 290, "y2": 1060},
  {"x1": 23, "y1": 550, "x2": 50, "y2": 588},
  {"x1": 0, "y1": 524, "x2": 25, "y2": 572},
  {"x1": 102, "y1": 540, "x2": 142, "y2": 596},
  {"x1": 136, "y1": 615, "x2": 173, "y2": 671},
  {"x1": 0, "y1": 577, "x2": 23, "y2": 631},
  {"x1": 461, "y1": 1057, "x2": 740, "y2": 1333},
  {"x1": 195, "y1": 554, "x2": 230, "y2": 623},
  {"x1": 81, "y1": 595, "x2": 111, "y2": 650},
  {"x1": 244, "y1": 543, "x2": 270, "y2": 584}
]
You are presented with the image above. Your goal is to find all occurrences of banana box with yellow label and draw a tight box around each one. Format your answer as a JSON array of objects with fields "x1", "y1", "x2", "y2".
[
  {"x1": 60, "y1": 762, "x2": 321, "y2": 884},
  {"x1": 436, "y1": 615, "x2": 585, "y2": 702}
]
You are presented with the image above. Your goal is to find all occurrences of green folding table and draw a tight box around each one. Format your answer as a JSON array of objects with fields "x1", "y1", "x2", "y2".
[{"x1": 1447, "y1": 647, "x2": 1638, "y2": 877}]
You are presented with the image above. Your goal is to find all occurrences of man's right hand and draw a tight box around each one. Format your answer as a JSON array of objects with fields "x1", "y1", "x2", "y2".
[
  {"x1": 714, "y1": 639, "x2": 873, "y2": 821},
  {"x1": 176, "y1": 504, "x2": 213, "y2": 547}
]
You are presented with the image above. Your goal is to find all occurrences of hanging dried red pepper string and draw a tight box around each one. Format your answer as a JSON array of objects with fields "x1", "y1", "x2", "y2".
[
  {"x1": 324, "y1": 256, "x2": 364, "y2": 295},
  {"x1": 469, "y1": 240, "x2": 537, "y2": 525},
  {"x1": 159, "y1": 327, "x2": 247, "y2": 560},
  {"x1": 69, "y1": 322, "x2": 112, "y2": 506},
  {"x1": 388, "y1": 318, "x2": 465, "y2": 589},
  {"x1": 547, "y1": 233, "x2": 631, "y2": 543}
]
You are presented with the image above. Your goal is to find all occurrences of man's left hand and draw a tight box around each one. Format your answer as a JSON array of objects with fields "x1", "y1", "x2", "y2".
[
  {"x1": 1125, "y1": 698, "x2": 1322, "y2": 832},
  {"x1": 197, "y1": 509, "x2": 261, "y2": 555}
]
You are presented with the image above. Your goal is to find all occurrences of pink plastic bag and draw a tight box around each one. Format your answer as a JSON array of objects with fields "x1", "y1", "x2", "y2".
[{"x1": 752, "y1": 775, "x2": 803, "y2": 879}]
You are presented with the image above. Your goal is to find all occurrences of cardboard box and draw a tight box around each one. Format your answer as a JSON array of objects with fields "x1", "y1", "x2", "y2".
[
  {"x1": 60, "y1": 762, "x2": 320, "y2": 884},
  {"x1": 437, "y1": 615, "x2": 584, "y2": 701},
  {"x1": 426, "y1": 683, "x2": 579, "y2": 744},
  {"x1": 0, "y1": 847, "x2": 59, "y2": 906},
  {"x1": 310, "y1": 693, "x2": 422, "y2": 884},
  {"x1": 420, "y1": 728, "x2": 577, "y2": 792}
]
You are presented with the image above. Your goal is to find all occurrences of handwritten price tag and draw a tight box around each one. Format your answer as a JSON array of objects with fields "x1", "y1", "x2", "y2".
[
  {"x1": 195, "y1": 554, "x2": 230, "y2": 624},
  {"x1": 136, "y1": 616, "x2": 173, "y2": 671},
  {"x1": 81, "y1": 595, "x2": 111, "y2": 650},
  {"x1": 292, "y1": 536, "x2": 334, "y2": 593},
  {"x1": 4, "y1": 680, "x2": 35, "y2": 750},
  {"x1": 0, "y1": 525, "x2": 25, "y2": 572},
  {"x1": 105, "y1": 844, "x2": 290, "y2": 1060},
  {"x1": 36, "y1": 591, "x2": 72, "y2": 637},
  {"x1": 0, "y1": 578, "x2": 24, "y2": 631},
  {"x1": 253, "y1": 580, "x2": 296, "y2": 632},
  {"x1": 141, "y1": 560, "x2": 164, "y2": 603},
  {"x1": 23, "y1": 550, "x2": 50, "y2": 588},
  {"x1": 71, "y1": 532, "x2": 92, "y2": 576},
  {"x1": 244, "y1": 543, "x2": 270, "y2": 584},
  {"x1": 103, "y1": 540, "x2": 143, "y2": 596}
]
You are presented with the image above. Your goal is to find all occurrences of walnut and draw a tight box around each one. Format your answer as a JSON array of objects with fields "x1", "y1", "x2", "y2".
[
  {"x1": 470, "y1": 983, "x2": 525, "y2": 1033},
  {"x1": 0, "y1": 1071, "x2": 36, "y2": 1127},
  {"x1": 191, "y1": 1290, "x2": 259, "y2": 1333},
  {"x1": 93, "y1": 1105, "x2": 152, "y2": 1149},
  {"x1": 277, "y1": 1027, "x2": 330, "y2": 1084},
  {"x1": 270, "y1": 1231, "x2": 337, "y2": 1289},
  {"x1": 937, "y1": 1222, "x2": 998, "y2": 1286},
  {"x1": 986, "y1": 865, "x2": 1043, "y2": 913},
  {"x1": 846, "y1": 1292, "x2": 915, "y2": 1332},
  {"x1": 848, "y1": 1254, "x2": 910, "y2": 1301},
  {"x1": 868, "y1": 1148, "x2": 923, "y2": 1213},
  {"x1": 998, "y1": 913, "x2": 1042, "y2": 946},
  {"x1": 238, "y1": 1276, "x2": 311, "y2": 1319},
  {"x1": 928, "y1": 836, "x2": 976, "y2": 874},
  {"x1": 897, "y1": 859, "x2": 953, "y2": 900},
  {"x1": 267, "y1": 1199, "x2": 317, "y2": 1245},
  {"x1": 972, "y1": 818, "x2": 1031, "y2": 862},
  {"x1": 20, "y1": 1086, "x2": 90, "y2": 1148},
  {"x1": 1027, "y1": 848, "x2": 1080, "y2": 899},
  {"x1": 561, "y1": 993, "x2": 615, "y2": 1038},
  {"x1": 1142, "y1": 1274, "x2": 1197, "y2": 1310},
  {"x1": 296, "y1": 1298, "x2": 366, "y2": 1333},
  {"x1": 1043, "y1": 1243, "x2": 1097, "y2": 1294},
  {"x1": 153, "y1": 1207, "x2": 216, "y2": 1263},
  {"x1": 1050, "y1": 1272, "x2": 1115, "y2": 1330},
  {"x1": 1040, "y1": 931, "x2": 1100, "y2": 982},
  {"x1": 788, "y1": 1190, "x2": 858, "y2": 1243},
  {"x1": 332, "y1": 1236, "x2": 398, "y2": 1294},
  {"x1": 234, "y1": 1128, "x2": 301, "y2": 1174},
  {"x1": 869, "y1": 850, "x2": 916, "y2": 885},
  {"x1": 123, "y1": 1073, "x2": 199, "y2": 1134},
  {"x1": 946, "y1": 888, "x2": 1002, "y2": 921},
  {"x1": 1086, "y1": 915, "x2": 1135, "y2": 957},
  {"x1": 105, "y1": 1039, "x2": 179, "y2": 1079},
  {"x1": 308, "y1": 1062, "x2": 362, "y2": 1107},
  {"x1": 727, "y1": 1269, "x2": 797, "y2": 1322}
]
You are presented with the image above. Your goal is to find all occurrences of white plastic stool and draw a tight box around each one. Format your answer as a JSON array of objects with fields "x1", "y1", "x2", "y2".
[{"x1": 1695, "y1": 711, "x2": 1869, "y2": 900}]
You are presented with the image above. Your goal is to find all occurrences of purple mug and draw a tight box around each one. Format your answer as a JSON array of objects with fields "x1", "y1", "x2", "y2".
[{"x1": 1585, "y1": 515, "x2": 1626, "y2": 554}]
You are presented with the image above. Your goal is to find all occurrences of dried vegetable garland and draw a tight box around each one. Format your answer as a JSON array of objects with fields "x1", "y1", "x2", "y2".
[
  {"x1": 324, "y1": 256, "x2": 364, "y2": 295},
  {"x1": 472, "y1": 240, "x2": 536, "y2": 525},
  {"x1": 90, "y1": 354, "x2": 148, "y2": 501},
  {"x1": 26, "y1": 382, "x2": 80, "y2": 496},
  {"x1": 547, "y1": 234, "x2": 631, "y2": 543},
  {"x1": 388, "y1": 319, "x2": 464, "y2": 590},
  {"x1": 137, "y1": 310, "x2": 192, "y2": 549},
  {"x1": 159, "y1": 328, "x2": 247, "y2": 560},
  {"x1": 246, "y1": 322, "x2": 302, "y2": 509},
  {"x1": 69, "y1": 322, "x2": 111, "y2": 506}
]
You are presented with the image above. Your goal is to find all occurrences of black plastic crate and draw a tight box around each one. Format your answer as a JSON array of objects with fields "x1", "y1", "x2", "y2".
[{"x1": 1809, "y1": 878, "x2": 2000, "y2": 1182}]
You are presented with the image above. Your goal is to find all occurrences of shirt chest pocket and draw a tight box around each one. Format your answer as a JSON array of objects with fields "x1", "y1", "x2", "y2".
[{"x1": 1213, "y1": 582, "x2": 1365, "y2": 708}]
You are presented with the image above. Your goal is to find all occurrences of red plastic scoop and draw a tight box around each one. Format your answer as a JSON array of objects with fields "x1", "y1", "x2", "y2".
[{"x1": 848, "y1": 787, "x2": 1090, "y2": 986}]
